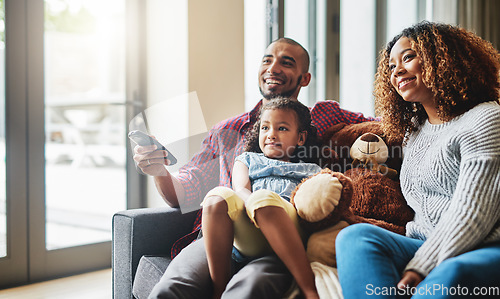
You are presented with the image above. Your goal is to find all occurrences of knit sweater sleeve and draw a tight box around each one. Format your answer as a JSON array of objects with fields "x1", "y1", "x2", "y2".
[{"x1": 405, "y1": 106, "x2": 500, "y2": 276}]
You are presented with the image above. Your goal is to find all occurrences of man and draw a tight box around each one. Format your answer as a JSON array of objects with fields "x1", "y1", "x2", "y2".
[{"x1": 134, "y1": 38, "x2": 375, "y2": 298}]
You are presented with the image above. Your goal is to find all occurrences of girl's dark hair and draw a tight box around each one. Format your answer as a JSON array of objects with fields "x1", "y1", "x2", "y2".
[
  {"x1": 374, "y1": 21, "x2": 500, "y2": 142},
  {"x1": 244, "y1": 97, "x2": 322, "y2": 164}
]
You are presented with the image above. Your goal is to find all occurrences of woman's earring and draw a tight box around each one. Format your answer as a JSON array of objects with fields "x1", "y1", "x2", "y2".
[{"x1": 412, "y1": 103, "x2": 418, "y2": 112}]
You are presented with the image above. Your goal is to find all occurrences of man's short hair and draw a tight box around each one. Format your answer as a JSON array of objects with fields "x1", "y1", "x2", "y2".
[{"x1": 273, "y1": 37, "x2": 310, "y2": 72}]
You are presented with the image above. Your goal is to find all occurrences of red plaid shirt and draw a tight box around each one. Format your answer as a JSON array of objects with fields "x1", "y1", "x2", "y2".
[{"x1": 171, "y1": 100, "x2": 376, "y2": 258}]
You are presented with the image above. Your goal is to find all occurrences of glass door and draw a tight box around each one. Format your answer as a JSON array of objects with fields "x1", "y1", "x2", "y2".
[
  {"x1": 0, "y1": 0, "x2": 141, "y2": 287},
  {"x1": 0, "y1": 0, "x2": 30, "y2": 287},
  {"x1": 28, "y1": 0, "x2": 128, "y2": 281},
  {"x1": 44, "y1": 0, "x2": 126, "y2": 251},
  {"x1": 0, "y1": 0, "x2": 5, "y2": 260}
]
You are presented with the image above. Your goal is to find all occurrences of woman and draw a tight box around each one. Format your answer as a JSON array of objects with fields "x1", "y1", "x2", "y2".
[{"x1": 336, "y1": 21, "x2": 500, "y2": 298}]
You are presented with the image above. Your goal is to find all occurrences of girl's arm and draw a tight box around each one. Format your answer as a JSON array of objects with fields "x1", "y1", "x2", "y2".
[{"x1": 232, "y1": 160, "x2": 252, "y2": 202}]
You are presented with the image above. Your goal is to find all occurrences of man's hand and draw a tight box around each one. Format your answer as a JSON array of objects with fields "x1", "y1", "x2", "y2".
[
  {"x1": 133, "y1": 143, "x2": 185, "y2": 207},
  {"x1": 133, "y1": 144, "x2": 172, "y2": 177},
  {"x1": 398, "y1": 270, "x2": 424, "y2": 289}
]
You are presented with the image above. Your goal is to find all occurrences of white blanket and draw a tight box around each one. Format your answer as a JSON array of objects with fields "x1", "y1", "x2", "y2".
[
  {"x1": 311, "y1": 262, "x2": 343, "y2": 299},
  {"x1": 284, "y1": 262, "x2": 343, "y2": 299}
]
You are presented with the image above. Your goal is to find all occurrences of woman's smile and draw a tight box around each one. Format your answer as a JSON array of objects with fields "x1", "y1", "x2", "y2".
[
  {"x1": 397, "y1": 76, "x2": 416, "y2": 90},
  {"x1": 389, "y1": 37, "x2": 434, "y2": 108}
]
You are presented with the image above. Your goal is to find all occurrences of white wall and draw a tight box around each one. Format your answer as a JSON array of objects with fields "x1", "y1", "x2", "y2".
[
  {"x1": 244, "y1": 0, "x2": 267, "y2": 111},
  {"x1": 339, "y1": 0, "x2": 376, "y2": 117},
  {"x1": 146, "y1": 0, "x2": 245, "y2": 207},
  {"x1": 188, "y1": 0, "x2": 245, "y2": 129}
]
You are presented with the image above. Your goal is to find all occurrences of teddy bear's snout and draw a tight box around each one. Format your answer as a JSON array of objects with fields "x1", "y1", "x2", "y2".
[{"x1": 360, "y1": 133, "x2": 380, "y2": 143}]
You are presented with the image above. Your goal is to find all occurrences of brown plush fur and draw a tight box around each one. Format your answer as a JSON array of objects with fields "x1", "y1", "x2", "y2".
[
  {"x1": 292, "y1": 121, "x2": 413, "y2": 236},
  {"x1": 322, "y1": 121, "x2": 404, "y2": 174},
  {"x1": 291, "y1": 121, "x2": 414, "y2": 267},
  {"x1": 346, "y1": 167, "x2": 413, "y2": 235}
]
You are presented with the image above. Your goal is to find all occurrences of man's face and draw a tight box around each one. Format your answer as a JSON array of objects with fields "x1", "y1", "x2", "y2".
[{"x1": 258, "y1": 42, "x2": 311, "y2": 100}]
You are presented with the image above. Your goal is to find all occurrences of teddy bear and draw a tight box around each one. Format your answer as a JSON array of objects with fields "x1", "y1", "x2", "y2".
[{"x1": 290, "y1": 121, "x2": 414, "y2": 267}]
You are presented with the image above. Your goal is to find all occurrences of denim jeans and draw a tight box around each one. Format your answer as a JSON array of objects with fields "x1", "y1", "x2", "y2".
[{"x1": 336, "y1": 223, "x2": 500, "y2": 298}]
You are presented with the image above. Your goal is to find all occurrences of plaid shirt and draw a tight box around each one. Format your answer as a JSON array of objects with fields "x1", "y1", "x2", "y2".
[{"x1": 171, "y1": 100, "x2": 376, "y2": 258}]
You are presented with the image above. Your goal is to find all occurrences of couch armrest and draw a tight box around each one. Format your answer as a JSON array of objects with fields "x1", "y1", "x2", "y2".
[{"x1": 112, "y1": 206, "x2": 198, "y2": 299}]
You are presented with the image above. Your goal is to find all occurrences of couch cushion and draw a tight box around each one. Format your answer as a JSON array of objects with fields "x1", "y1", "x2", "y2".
[{"x1": 132, "y1": 255, "x2": 171, "y2": 299}]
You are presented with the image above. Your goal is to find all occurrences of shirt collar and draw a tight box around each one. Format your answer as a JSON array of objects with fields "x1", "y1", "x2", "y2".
[
  {"x1": 239, "y1": 99, "x2": 263, "y2": 133},
  {"x1": 249, "y1": 100, "x2": 263, "y2": 123}
]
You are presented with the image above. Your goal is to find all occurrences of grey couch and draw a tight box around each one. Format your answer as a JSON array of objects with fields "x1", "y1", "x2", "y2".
[{"x1": 112, "y1": 206, "x2": 199, "y2": 299}]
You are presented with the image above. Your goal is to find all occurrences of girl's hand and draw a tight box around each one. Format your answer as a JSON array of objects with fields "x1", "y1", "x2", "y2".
[{"x1": 398, "y1": 270, "x2": 424, "y2": 290}]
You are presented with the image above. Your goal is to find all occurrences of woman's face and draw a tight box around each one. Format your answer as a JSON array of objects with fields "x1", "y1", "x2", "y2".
[{"x1": 389, "y1": 37, "x2": 434, "y2": 107}]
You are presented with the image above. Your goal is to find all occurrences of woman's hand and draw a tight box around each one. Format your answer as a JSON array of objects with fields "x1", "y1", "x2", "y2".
[{"x1": 398, "y1": 270, "x2": 424, "y2": 289}]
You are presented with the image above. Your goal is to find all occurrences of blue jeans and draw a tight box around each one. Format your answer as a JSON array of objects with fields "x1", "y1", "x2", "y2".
[{"x1": 336, "y1": 223, "x2": 500, "y2": 298}]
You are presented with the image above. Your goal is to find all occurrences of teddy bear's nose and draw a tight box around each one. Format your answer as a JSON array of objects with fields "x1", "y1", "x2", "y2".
[{"x1": 360, "y1": 133, "x2": 379, "y2": 143}]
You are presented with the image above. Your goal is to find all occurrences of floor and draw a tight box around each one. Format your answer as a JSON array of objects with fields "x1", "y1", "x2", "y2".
[{"x1": 0, "y1": 268, "x2": 112, "y2": 299}]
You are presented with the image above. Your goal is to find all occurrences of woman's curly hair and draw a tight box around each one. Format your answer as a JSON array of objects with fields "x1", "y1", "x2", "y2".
[
  {"x1": 244, "y1": 97, "x2": 322, "y2": 164},
  {"x1": 374, "y1": 21, "x2": 500, "y2": 142}
]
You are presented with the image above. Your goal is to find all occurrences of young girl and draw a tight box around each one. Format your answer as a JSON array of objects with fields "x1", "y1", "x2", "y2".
[
  {"x1": 336, "y1": 21, "x2": 500, "y2": 298},
  {"x1": 202, "y1": 97, "x2": 322, "y2": 299}
]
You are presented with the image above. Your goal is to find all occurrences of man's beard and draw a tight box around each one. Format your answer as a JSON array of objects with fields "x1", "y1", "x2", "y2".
[{"x1": 260, "y1": 75, "x2": 302, "y2": 100}]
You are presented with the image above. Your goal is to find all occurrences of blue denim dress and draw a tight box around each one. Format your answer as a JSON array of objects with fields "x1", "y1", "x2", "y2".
[{"x1": 235, "y1": 152, "x2": 322, "y2": 201}]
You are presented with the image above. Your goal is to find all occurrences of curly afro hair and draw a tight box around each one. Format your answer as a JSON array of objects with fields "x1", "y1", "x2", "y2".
[
  {"x1": 374, "y1": 21, "x2": 500, "y2": 142},
  {"x1": 244, "y1": 97, "x2": 322, "y2": 164}
]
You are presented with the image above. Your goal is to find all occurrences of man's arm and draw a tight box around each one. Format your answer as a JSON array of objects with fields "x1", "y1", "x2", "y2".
[
  {"x1": 133, "y1": 128, "x2": 223, "y2": 208},
  {"x1": 311, "y1": 100, "x2": 378, "y2": 136},
  {"x1": 153, "y1": 173, "x2": 185, "y2": 208}
]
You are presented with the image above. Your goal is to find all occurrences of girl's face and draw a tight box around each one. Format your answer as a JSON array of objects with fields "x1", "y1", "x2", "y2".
[
  {"x1": 258, "y1": 108, "x2": 306, "y2": 161},
  {"x1": 389, "y1": 37, "x2": 434, "y2": 108}
]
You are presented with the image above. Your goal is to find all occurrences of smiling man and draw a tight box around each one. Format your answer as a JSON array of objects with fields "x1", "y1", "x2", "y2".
[
  {"x1": 137, "y1": 38, "x2": 376, "y2": 299},
  {"x1": 258, "y1": 38, "x2": 311, "y2": 101}
]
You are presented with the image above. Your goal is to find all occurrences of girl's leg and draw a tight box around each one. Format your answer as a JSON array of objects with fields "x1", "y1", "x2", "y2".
[
  {"x1": 202, "y1": 194, "x2": 233, "y2": 299},
  {"x1": 203, "y1": 187, "x2": 292, "y2": 299},
  {"x1": 413, "y1": 241, "x2": 500, "y2": 298},
  {"x1": 247, "y1": 190, "x2": 319, "y2": 299},
  {"x1": 336, "y1": 223, "x2": 423, "y2": 299},
  {"x1": 202, "y1": 187, "x2": 247, "y2": 299}
]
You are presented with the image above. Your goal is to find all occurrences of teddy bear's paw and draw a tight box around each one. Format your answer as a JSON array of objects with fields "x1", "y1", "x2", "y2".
[{"x1": 293, "y1": 173, "x2": 344, "y2": 222}]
